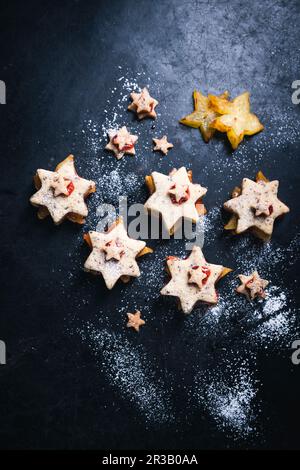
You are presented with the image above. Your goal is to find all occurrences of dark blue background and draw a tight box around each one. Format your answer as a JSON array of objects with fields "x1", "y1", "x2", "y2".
[{"x1": 0, "y1": 0, "x2": 300, "y2": 449}]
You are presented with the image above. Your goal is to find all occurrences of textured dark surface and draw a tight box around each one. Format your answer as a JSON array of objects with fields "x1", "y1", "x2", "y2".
[{"x1": 0, "y1": 0, "x2": 300, "y2": 450}]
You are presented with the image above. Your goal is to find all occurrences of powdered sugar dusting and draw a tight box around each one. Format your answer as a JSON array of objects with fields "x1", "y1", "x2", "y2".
[
  {"x1": 64, "y1": 69, "x2": 300, "y2": 440},
  {"x1": 194, "y1": 364, "x2": 258, "y2": 437},
  {"x1": 78, "y1": 325, "x2": 174, "y2": 425}
]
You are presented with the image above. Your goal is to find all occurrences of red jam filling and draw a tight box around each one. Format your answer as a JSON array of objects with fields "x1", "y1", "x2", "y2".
[
  {"x1": 268, "y1": 204, "x2": 273, "y2": 215},
  {"x1": 169, "y1": 184, "x2": 190, "y2": 205},
  {"x1": 167, "y1": 255, "x2": 177, "y2": 260},
  {"x1": 112, "y1": 135, "x2": 134, "y2": 152},
  {"x1": 67, "y1": 181, "x2": 74, "y2": 196},
  {"x1": 120, "y1": 143, "x2": 134, "y2": 152},
  {"x1": 201, "y1": 266, "x2": 211, "y2": 285},
  {"x1": 190, "y1": 265, "x2": 211, "y2": 286}
]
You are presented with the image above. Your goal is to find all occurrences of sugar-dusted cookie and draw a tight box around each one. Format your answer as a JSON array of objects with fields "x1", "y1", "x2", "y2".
[
  {"x1": 30, "y1": 155, "x2": 96, "y2": 225},
  {"x1": 83, "y1": 218, "x2": 151, "y2": 289},
  {"x1": 105, "y1": 126, "x2": 138, "y2": 160},
  {"x1": 161, "y1": 246, "x2": 231, "y2": 314},
  {"x1": 144, "y1": 167, "x2": 207, "y2": 234},
  {"x1": 128, "y1": 87, "x2": 158, "y2": 119},
  {"x1": 126, "y1": 310, "x2": 145, "y2": 332},
  {"x1": 153, "y1": 135, "x2": 173, "y2": 155},
  {"x1": 223, "y1": 171, "x2": 290, "y2": 241},
  {"x1": 236, "y1": 271, "x2": 269, "y2": 301}
]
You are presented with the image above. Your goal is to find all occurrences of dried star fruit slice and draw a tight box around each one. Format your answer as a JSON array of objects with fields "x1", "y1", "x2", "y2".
[
  {"x1": 209, "y1": 91, "x2": 264, "y2": 150},
  {"x1": 180, "y1": 90, "x2": 229, "y2": 142}
]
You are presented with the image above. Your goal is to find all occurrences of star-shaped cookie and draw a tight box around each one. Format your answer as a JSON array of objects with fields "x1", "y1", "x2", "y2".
[
  {"x1": 30, "y1": 155, "x2": 96, "y2": 225},
  {"x1": 161, "y1": 246, "x2": 229, "y2": 314},
  {"x1": 128, "y1": 87, "x2": 158, "y2": 119},
  {"x1": 83, "y1": 219, "x2": 148, "y2": 289},
  {"x1": 153, "y1": 136, "x2": 173, "y2": 155},
  {"x1": 236, "y1": 271, "x2": 269, "y2": 301},
  {"x1": 126, "y1": 310, "x2": 145, "y2": 332},
  {"x1": 105, "y1": 126, "x2": 138, "y2": 160},
  {"x1": 209, "y1": 91, "x2": 264, "y2": 149},
  {"x1": 180, "y1": 90, "x2": 229, "y2": 142},
  {"x1": 223, "y1": 176, "x2": 290, "y2": 240},
  {"x1": 144, "y1": 167, "x2": 207, "y2": 233}
]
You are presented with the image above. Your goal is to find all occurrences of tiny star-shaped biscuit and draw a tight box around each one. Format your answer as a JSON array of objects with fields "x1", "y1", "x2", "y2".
[
  {"x1": 128, "y1": 87, "x2": 158, "y2": 119},
  {"x1": 236, "y1": 271, "x2": 269, "y2": 301},
  {"x1": 180, "y1": 90, "x2": 229, "y2": 142},
  {"x1": 188, "y1": 265, "x2": 209, "y2": 288},
  {"x1": 126, "y1": 310, "x2": 145, "y2": 332},
  {"x1": 161, "y1": 246, "x2": 228, "y2": 314},
  {"x1": 223, "y1": 176, "x2": 290, "y2": 240},
  {"x1": 105, "y1": 126, "x2": 138, "y2": 160},
  {"x1": 84, "y1": 219, "x2": 147, "y2": 289},
  {"x1": 30, "y1": 155, "x2": 96, "y2": 225},
  {"x1": 153, "y1": 136, "x2": 173, "y2": 155},
  {"x1": 102, "y1": 239, "x2": 125, "y2": 261},
  {"x1": 144, "y1": 167, "x2": 207, "y2": 233},
  {"x1": 209, "y1": 91, "x2": 264, "y2": 149},
  {"x1": 50, "y1": 173, "x2": 72, "y2": 196}
]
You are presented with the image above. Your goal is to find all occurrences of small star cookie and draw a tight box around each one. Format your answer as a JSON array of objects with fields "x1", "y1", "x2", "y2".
[
  {"x1": 161, "y1": 246, "x2": 230, "y2": 314},
  {"x1": 126, "y1": 310, "x2": 145, "y2": 332},
  {"x1": 30, "y1": 155, "x2": 96, "y2": 225},
  {"x1": 236, "y1": 271, "x2": 269, "y2": 301},
  {"x1": 223, "y1": 174, "x2": 290, "y2": 241},
  {"x1": 144, "y1": 167, "x2": 207, "y2": 233},
  {"x1": 83, "y1": 219, "x2": 149, "y2": 289},
  {"x1": 128, "y1": 87, "x2": 158, "y2": 119},
  {"x1": 153, "y1": 136, "x2": 173, "y2": 155},
  {"x1": 105, "y1": 126, "x2": 138, "y2": 160},
  {"x1": 180, "y1": 90, "x2": 229, "y2": 142}
]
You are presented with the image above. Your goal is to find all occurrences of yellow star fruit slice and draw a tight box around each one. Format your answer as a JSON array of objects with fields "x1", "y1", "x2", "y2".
[
  {"x1": 209, "y1": 92, "x2": 264, "y2": 150},
  {"x1": 180, "y1": 90, "x2": 229, "y2": 142}
]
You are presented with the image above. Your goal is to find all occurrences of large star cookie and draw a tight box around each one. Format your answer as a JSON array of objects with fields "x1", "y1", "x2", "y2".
[
  {"x1": 128, "y1": 87, "x2": 158, "y2": 119},
  {"x1": 153, "y1": 135, "x2": 173, "y2": 155},
  {"x1": 30, "y1": 155, "x2": 96, "y2": 225},
  {"x1": 180, "y1": 89, "x2": 229, "y2": 142},
  {"x1": 223, "y1": 174, "x2": 290, "y2": 241},
  {"x1": 161, "y1": 246, "x2": 230, "y2": 314},
  {"x1": 144, "y1": 167, "x2": 207, "y2": 233},
  {"x1": 209, "y1": 91, "x2": 264, "y2": 149},
  {"x1": 236, "y1": 271, "x2": 269, "y2": 301},
  {"x1": 83, "y1": 219, "x2": 149, "y2": 289},
  {"x1": 105, "y1": 126, "x2": 138, "y2": 160}
]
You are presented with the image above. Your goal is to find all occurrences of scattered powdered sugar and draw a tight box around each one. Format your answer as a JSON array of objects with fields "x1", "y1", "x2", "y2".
[
  {"x1": 78, "y1": 325, "x2": 174, "y2": 425},
  {"x1": 63, "y1": 69, "x2": 299, "y2": 441},
  {"x1": 194, "y1": 364, "x2": 258, "y2": 437}
]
